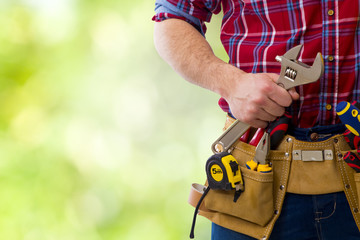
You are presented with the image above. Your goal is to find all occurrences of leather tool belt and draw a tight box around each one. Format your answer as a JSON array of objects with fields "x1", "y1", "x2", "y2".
[{"x1": 188, "y1": 115, "x2": 360, "y2": 240}]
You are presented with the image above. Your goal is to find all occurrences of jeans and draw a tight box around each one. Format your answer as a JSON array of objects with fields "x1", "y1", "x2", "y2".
[{"x1": 212, "y1": 192, "x2": 360, "y2": 240}]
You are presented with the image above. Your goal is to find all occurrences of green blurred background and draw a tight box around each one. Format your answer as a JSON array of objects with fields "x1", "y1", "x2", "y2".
[{"x1": 0, "y1": 0, "x2": 229, "y2": 239}]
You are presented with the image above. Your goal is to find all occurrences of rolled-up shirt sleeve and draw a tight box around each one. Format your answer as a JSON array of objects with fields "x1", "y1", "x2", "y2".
[{"x1": 152, "y1": 0, "x2": 221, "y2": 35}]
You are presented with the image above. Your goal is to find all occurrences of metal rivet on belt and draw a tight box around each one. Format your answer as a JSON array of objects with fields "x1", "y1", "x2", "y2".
[
  {"x1": 274, "y1": 210, "x2": 279, "y2": 215},
  {"x1": 338, "y1": 153, "x2": 343, "y2": 158},
  {"x1": 286, "y1": 137, "x2": 292, "y2": 142},
  {"x1": 345, "y1": 184, "x2": 351, "y2": 189},
  {"x1": 280, "y1": 185, "x2": 285, "y2": 190},
  {"x1": 285, "y1": 152, "x2": 289, "y2": 157},
  {"x1": 261, "y1": 237, "x2": 267, "y2": 240},
  {"x1": 354, "y1": 208, "x2": 359, "y2": 213},
  {"x1": 325, "y1": 151, "x2": 333, "y2": 160}
]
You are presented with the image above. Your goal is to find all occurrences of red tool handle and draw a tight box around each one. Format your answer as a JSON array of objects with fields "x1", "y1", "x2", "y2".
[
  {"x1": 239, "y1": 128, "x2": 251, "y2": 143},
  {"x1": 267, "y1": 111, "x2": 292, "y2": 149},
  {"x1": 249, "y1": 128, "x2": 265, "y2": 146}
]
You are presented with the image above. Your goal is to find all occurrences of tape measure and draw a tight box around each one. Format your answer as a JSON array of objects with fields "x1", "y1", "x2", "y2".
[{"x1": 206, "y1": 152, "x2": 244, "y2": 192}]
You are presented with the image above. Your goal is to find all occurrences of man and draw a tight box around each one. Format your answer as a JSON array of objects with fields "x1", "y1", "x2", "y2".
[{"x1": 153, "y1": 0, "x2": 360, "y2": 239}]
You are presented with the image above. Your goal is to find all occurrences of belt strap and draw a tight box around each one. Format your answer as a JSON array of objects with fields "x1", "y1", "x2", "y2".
[
  {"x1": 189, "y1": 184, "x2": 210, "y2": 239},
  {"x1": 188, "y1": 183, "x2": 210, "y2": 212}
]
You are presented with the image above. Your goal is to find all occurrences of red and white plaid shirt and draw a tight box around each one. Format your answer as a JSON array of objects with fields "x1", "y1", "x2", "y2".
[{"x1": 153, "y1": 0, "x2": 360, "y2": 128}]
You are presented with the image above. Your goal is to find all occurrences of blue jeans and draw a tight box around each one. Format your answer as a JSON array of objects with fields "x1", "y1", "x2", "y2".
[{"x1": 212, "y1": 192, "x2": 360, "y2": 240}]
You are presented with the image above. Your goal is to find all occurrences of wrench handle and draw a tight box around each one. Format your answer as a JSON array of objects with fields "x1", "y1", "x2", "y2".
[{"x1": 211, "y1": 120, "x2": 250, "y2": 153}]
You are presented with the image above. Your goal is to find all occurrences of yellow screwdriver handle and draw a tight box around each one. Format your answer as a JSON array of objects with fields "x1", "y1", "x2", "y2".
[
  {"x1": 257, "y1": 164, "x2": 272, "y2": 173},
  {"x1": 246, "y1": 159, "x2": 258, "y2": 171}
]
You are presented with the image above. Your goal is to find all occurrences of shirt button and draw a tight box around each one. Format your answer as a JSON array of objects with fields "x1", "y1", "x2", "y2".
[
  {"x1": 310, "y1": 132, "x2": 319, "y2": 141},
  {"x1": 326, "y1": 104, "x2": 332, "y2": 110},
  {"x1": 328, "y1": 9, "x2": 335, "y2": 16},
  {"x1": 328, "y1": 55, "x2": 335, "y2": 62}
]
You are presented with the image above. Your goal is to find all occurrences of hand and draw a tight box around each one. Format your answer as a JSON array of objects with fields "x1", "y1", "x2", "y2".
[{"x1": 222, "y1": 70, "x2": 299, "y2": 128}]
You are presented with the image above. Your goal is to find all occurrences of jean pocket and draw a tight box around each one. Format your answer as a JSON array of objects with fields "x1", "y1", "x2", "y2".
[{"x1": 204, "y1": 166, "x2": 274, "y2": 226}]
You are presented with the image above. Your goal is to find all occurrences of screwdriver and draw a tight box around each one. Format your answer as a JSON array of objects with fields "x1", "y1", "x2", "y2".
[{"x1": 336, "y1": 101, "x2": 360, "y2": 136}]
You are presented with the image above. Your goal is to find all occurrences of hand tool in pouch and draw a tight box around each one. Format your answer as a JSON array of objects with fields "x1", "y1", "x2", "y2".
[
  {"x1": 246, "y1": 132, "x2": 272, "y2": 172},
  {"x1": 337, "y1": 101, "x2": 360, "y2": 172},
  {"x1": 248, "y1": 108, "x2": 291, "y2": 151},
  {"x1": 343, "y1": 152, "x2": 360, "y2": 172},
  {"x1": 267, "y1": 109, "x2": 292, "y2": 149},
  {"x1": 336, "y1": 101, "x2": 360, "y2": 136},
  {"x1": 211, "y1": 44, "x2": 324, "y2": 154},
  {"x1": 248, "y1": 128, "x2": 265, "y2": 146}
]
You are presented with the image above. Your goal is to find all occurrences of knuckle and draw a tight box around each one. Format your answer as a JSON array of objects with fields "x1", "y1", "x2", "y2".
[
  {"x1": 241, "y1": 114, "x2": 252, "y2": 123},
  {"x1": 247, "y1": 105, "x2": 259, "y2": 116},
  {"x1": 283, "y1": 96, "x2": 292, "y2": 107},
  {"x1": 251, "y1": 95, "x2": 265, "y2": 105},
  {"x1": 262, "y1": 82, "x2": 273, "y2": 92},
  {"x1": 257, "y1": 87, "x2": 269, "y2": 97},
  {"x1": 269, "y1": 115, "x2": 277, "y2": 122},
  {"x1": 257, "y1": 121, "x2": 268, "y2": 129},
  {"x1": 274, "y1": 107, "x2": 285, "y2": 117}
]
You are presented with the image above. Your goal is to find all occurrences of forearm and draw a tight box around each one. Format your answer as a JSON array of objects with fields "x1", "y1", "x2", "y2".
[
  {"x1": 153, "y1": 18, "x2": 240, "y2": 97},
  {"x1": 153, "y1": 18, "x2": 297, "y2": 128}
]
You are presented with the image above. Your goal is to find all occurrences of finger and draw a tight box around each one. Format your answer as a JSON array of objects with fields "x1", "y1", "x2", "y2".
[
  {"x1": 257, "y1": 108, "x2": 278, "y2": 122},
  {"x1": 261, "y1": 98, "x2": 286, "y2": 118},
  {"x1": 267, "y1": 73, "x2": 299, "y2": 102},
  {"x1": 249, "y1": 119, "x2": 269, "y2": 129},
  {"x1": 288, "y1": 87, "x2": 300, "y2": 100},
  {"x1": 268, "y1": 86, "x2": 293, "y2": 107},
  {"x1": 239, "y1": 106, "x2": 277, "y2": 124}
]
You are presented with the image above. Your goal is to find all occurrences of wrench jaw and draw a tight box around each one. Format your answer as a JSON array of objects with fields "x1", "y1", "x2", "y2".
[
  {"x1": 297, "y1": 52, "x2": 324, "y2": 86},
  {"x1": 276, "y1": 46, "x2": 324, "y2": 90},
  {"x1": 310, "y1": 52, "x2": 324, "y2": 80},
  {"x1": 282, "y1": 44, "x2": 303, "y2": 60}
]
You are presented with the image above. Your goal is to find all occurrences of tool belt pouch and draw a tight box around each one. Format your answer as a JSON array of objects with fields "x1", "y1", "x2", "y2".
[
  {"x1": 354, "y1": 170, "x2": 360, "y2": 205},
  {"x1": 189, "y1": 115, "x2": 360, "y2": 238},
  {"x1": 285, "y1": 139, "x2": 344, "y2": 194},
  {"x1": 204, "y1": 155, "x2": 274, "y2": 226}
]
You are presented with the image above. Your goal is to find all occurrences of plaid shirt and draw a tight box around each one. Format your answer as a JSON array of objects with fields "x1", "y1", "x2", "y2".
[{"x1": 153, "y1": 0, "x2": 360, "y2": 128}]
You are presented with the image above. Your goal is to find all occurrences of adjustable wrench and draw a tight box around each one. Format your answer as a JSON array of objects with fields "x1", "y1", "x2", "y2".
[{"x1": 212, "y1": 45, "x2": 324, "y2": 153}]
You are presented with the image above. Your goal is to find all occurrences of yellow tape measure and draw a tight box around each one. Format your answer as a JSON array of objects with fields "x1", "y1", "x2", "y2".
[{"x1": 206, "y1": 152, "x2": 243, "y2": 191}]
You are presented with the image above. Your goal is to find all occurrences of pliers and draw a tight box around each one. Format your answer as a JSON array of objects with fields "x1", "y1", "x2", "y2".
[{"x1": 246, "y1": 132, "x2": 272, "y2": 173}]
